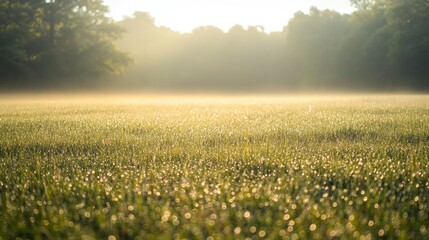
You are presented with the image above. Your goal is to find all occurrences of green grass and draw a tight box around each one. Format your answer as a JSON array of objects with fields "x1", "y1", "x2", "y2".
[{"x1": 0, "y1": 95, "x2": 428, "y2": 239}]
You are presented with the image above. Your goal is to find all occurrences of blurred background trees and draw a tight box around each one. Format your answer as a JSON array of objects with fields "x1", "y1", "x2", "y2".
[
  {"x1": 115, "y1": 0, "x2": 429, "y2": 91},
  {"x1": 1, "y1": 0, "x2": 428, "y2": 91},
  {"x1": 0, "y1": 0, "x2": 130, "y2": 89}
]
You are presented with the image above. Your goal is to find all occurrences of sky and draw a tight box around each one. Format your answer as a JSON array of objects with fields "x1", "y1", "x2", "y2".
[{"x1": 103, "y1": 0, "x2": 356, "y2": 33}]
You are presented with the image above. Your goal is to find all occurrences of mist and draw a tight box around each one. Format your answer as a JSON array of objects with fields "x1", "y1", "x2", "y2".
[
  {"x1": 1, "y1": 0, "x2": 428, "y2": 92},
  {"x1": 2, "y1": 1, "x2": 429, "y2": 239}
]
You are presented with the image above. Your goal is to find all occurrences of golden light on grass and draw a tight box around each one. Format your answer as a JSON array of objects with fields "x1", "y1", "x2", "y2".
[{"x1": 0, "y1": 94, "x2": 428, "y2": 239}]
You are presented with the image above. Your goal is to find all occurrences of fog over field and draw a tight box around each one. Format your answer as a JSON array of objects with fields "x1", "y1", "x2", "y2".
[{"x1": 0, "y1": 1, "x2": 429, "y2": 239}]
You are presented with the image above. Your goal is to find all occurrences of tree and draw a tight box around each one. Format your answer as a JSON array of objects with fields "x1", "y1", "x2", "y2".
[
  {"x1": 0, "y1": 0, "x2": 43, "y2": 82},
  {"x1": 285, "y1": 8, "x2": 350, "y2": 88},
  {"x1": 36, "y1": 0, "x2": 131, "y2": 84},
  {"x1": 116, "y1": 12, "x2": 182, "y2": 89},
  {"x1": 336, "y1": 2, "x2": 392, "y2": 88},
  {"x1": 351, "y1": 0, "x2": 377, "y2": 10},
  {"x1": 386, "y1": 0, "x2": 429, "y2": 87},
  {"x1": 345, "y1": 0, "x2": 429, "y2": 88},
  {"x1": 0, "y1": 0, "x2": 131, "y2": 88}
]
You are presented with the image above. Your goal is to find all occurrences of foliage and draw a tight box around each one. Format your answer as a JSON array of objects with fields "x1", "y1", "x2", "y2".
[
  {"x1": 0, "y1": 0, "x2": 131, "y2": 88},
  {"x1": 0, "y1": 95, "x2": 428, "y2": 239},
  {"x1": 386, "y1": 0, "x2": 429, "y2": 86},
  {"x1": 116, "y1": 0, "x2": 429, "y2": 91},
  {"x1": 285, "y1": 8, "x2": 350, "y2": 87},
  {"x1": 336, "y1": 3, "x2": 391, "y2": 88}
]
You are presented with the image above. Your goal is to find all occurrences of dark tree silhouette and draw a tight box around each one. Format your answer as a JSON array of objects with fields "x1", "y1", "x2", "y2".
[{"x1": 0, "y1": 0, "x2": 131, "y2": 89}]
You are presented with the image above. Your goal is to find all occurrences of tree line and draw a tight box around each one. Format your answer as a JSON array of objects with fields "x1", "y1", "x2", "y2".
[{"x1": 1, "y1": 0, "x2": 428, "y2": 91}]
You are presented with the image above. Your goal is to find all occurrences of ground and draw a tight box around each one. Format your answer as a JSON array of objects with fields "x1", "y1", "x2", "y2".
[{"x1": 0, "y1": 94, "x2": 428, "y2": 239}]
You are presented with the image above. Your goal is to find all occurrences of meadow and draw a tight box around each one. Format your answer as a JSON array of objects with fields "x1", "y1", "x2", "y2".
[{"x1": 0, "y1": 94, "x2": 428, "y2": 240}]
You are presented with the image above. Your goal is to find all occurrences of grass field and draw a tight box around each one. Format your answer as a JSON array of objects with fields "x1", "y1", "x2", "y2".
[{"x1": 0, "y1": 94, "x2": 428, "y2": 240}]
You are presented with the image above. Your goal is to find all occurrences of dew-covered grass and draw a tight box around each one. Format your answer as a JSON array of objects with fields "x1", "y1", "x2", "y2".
[{"x1": 0, "y1": 94, "x2": 428, "y2": 240}]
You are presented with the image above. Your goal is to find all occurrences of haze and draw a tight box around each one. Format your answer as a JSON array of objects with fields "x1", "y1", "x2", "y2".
[
  {"x1": 1, "y1": 0, "x2": 428, "y2": 92},
  {"x1": 103, "y1": 0, "x2": 356, "y2": 33},
  {"x1": 1, "y1": 1, "x2": 429, "y2": 239}
]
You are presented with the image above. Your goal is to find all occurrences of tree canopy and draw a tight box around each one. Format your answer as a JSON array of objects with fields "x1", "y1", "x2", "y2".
[{"x1": 0, "y1": 0, "x2": 130, "y2": 89}]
